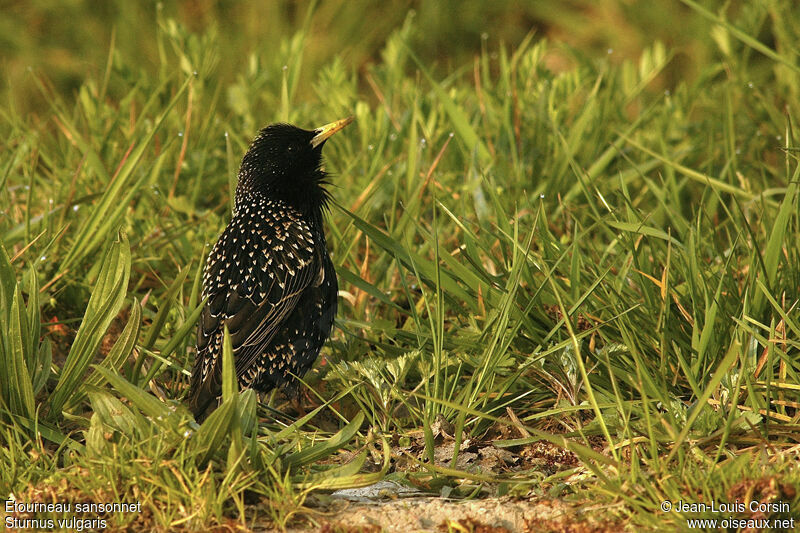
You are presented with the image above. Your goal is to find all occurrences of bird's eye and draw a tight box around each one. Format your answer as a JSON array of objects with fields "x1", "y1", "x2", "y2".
[{"x1": 287, "y1": 144, "x2": 296, "y2": 153}]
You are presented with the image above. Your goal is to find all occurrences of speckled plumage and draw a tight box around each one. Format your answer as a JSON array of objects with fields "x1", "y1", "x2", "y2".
[{"x1": 188, "y1": 119, "x2": 350, "y2": 420}]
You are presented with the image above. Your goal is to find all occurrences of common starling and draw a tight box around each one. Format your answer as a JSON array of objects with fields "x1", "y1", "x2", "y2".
[{"x1": 188, "y1": 117, "x2": 352, "y2": 420}]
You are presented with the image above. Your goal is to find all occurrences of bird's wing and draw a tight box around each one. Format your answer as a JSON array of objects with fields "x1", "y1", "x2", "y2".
[{"x1": 191, "y1": 203, "x2": 318, "y2": 411}]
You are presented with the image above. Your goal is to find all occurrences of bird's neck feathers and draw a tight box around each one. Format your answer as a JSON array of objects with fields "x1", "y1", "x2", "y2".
[{"x1": 234, "y1": 168, "x2": 331, "y2": 220}]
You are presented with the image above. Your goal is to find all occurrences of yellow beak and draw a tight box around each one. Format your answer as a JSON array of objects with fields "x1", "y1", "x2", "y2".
[{"x1": 310, "y1": 117, "x2": 354, "y2": 148}]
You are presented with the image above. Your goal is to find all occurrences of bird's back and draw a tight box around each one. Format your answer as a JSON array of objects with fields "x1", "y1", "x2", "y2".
[{"x1": 189, "y1": 194, "x2": 335, "y2": 419}]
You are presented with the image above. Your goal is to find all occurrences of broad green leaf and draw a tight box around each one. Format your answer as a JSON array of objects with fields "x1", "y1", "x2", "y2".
[
  {"x1": 92, "y1": 366, "x2": 179, "y2": 432},
  {"x1": 2, "y1": 286, "x2": 35, "y2": 419},
  {"x1": 0, "y1": 242, "x2": 16, "y2": 324},
  {"x1": 221, "y1": 325, "x2": 238, "y2": 401},
  {"x1": 294, "y1": 438, "x2": 391, "y2": 490},
  {"x1": 24, "y1": 265, "x2": 41, "y2": 378},
  {"x1": 32, "y1": 339, "x2": 52, "y2": 395},
  {"x1": 283, "y1": 411, "x2": 364, "y2": 468},
  {"x1": 220, "y1": 326, "x2": 244, "y2": 470},
  {"x1": 50, "y1": 235, "x2": 131, "y2": 416},
  {"x1": 238, "y1": 388, "x2": 257, "y2": 437},
  {"x1": 89, "y1": 391, "x2": 137, "y2": 436},
  {"x1": 192, "y1": 396, "x2": 235, "y2": 465},
  {"x1": 67, "y1": 299, "x2": 142, "y2": 410}
]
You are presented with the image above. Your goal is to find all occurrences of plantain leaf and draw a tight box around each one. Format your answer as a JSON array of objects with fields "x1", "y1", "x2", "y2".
[
  {"x1": 24, "y1": 265, "x2": 40, "y2": 375},
  {"x1": 67, "y1": 299, "x2": 142, "y2": 410},
  {"x1": 293, "y1": 438, "x2": 392, "y2": 490},
  {"x1": 0, "y1": 241, "x2": 16, "y2": 321},
  {"x1": 220, "y1": 326, "x2": 245, "y2": 470},
  {"x1": 292, "y1": 450, "x2": 367, "y2": 488},
  {"x1": 1, "y1": 285, "x2": 35, "y2": 419},
  {"x1": 50, "y1": 235, "x2": 131, "y2": 416},
  {"x1": 283, "y1": 411, "x2": 365, "y2": 469},
  {"x1": 32, "y1": 339, "x2": 52, "y2": 396},
  {"x1": 92, "y1": 365, "x2": 180, "y2": 434},
  {"x1": 238, "y1": 388, "x2": 257, "y2": 437},
  {"x1": 220, "y1": 326, "x2": 238, "y2": 401},
  {"x1": 192, "y1": 396, "x2": 235, "y2": 465},
  {"x1": 88, "y1": 391, "x2": 138, "y2": 437}
]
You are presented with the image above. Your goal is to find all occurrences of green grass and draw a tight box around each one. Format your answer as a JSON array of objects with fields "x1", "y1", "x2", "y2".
[{"x1": 2, "y1": 1, "x2": 800, "y2": 531}]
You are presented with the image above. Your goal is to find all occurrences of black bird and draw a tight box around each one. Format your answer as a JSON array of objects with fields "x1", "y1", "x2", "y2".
[{"x1": 189, "y1": 117, "x2": 352, "y2": 420}]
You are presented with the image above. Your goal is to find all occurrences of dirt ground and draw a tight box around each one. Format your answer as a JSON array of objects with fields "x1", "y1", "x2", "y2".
[
  {"x1": 265, "y1": 419, "x2": 621, "y2": 532},
  {"x1": 283, "y1": 492, "x2": 619, "y2": 532}
]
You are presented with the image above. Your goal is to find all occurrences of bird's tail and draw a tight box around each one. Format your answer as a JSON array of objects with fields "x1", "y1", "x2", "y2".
[
  {"x1": 188, "y1": 359, "x2": 221, "y2": 423},
  {"x1": 188, "y1": 388, "x2": 217, "y2": 423}
]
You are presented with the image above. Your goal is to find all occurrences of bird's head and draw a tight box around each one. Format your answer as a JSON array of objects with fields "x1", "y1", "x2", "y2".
[{"x1": 236, "y1": 117, "x2": 353, "y2": 212}]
